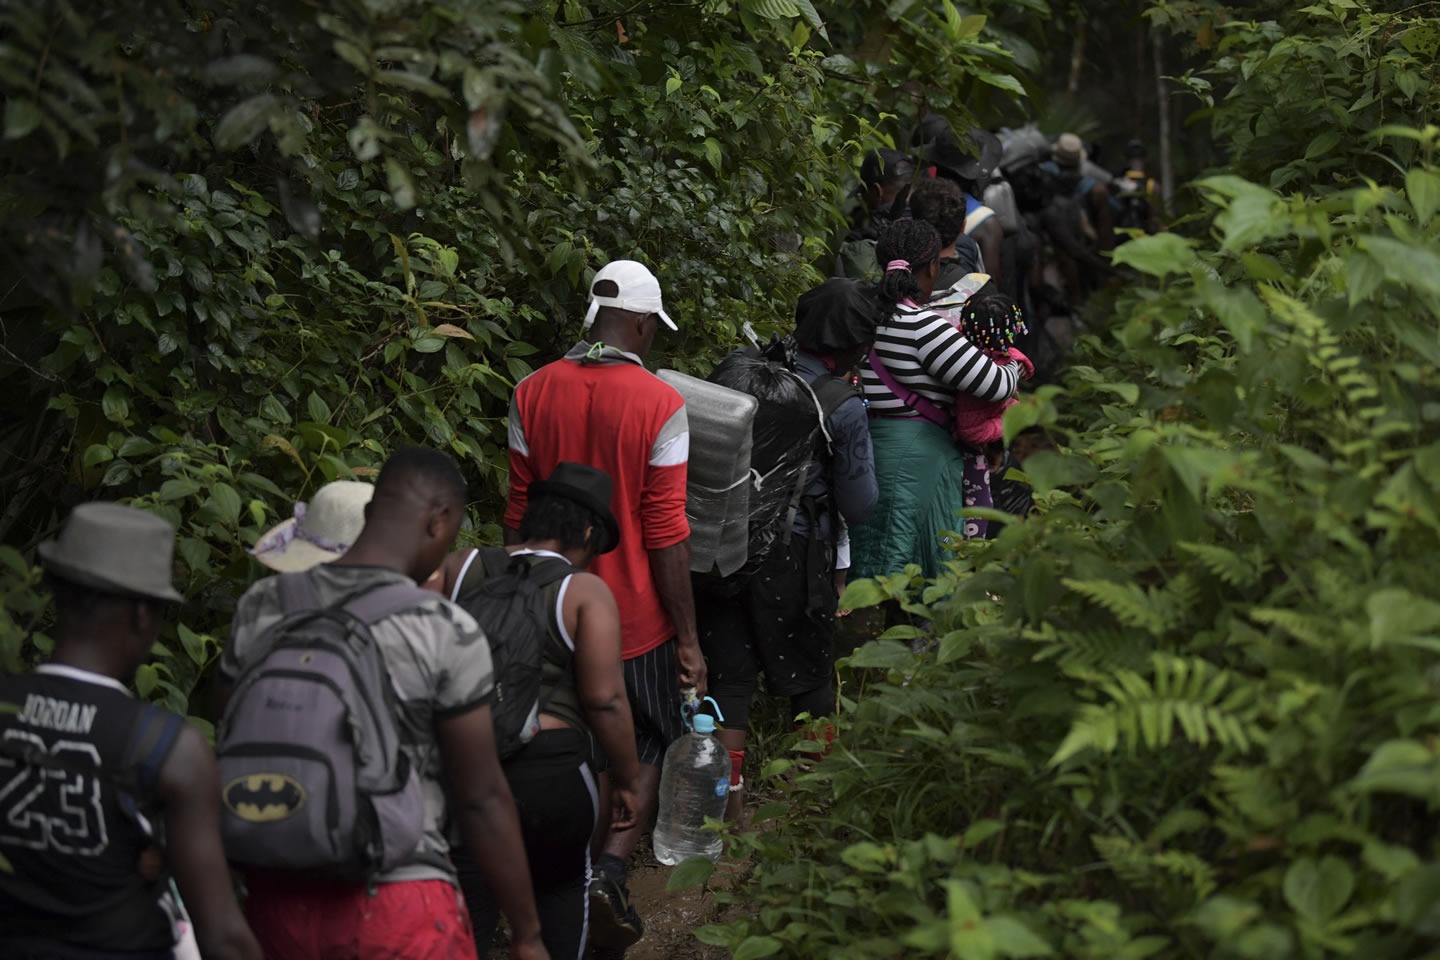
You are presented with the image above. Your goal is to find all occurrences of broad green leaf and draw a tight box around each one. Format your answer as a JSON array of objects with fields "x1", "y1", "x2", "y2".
[
  {"x1": 972, "y1": 69, "x2": 1025, "y2": 96},
  {"x1": 1189, "y1": 895, "x2": 1262, "y2": 939},
  {"x1": 1283, "y1": 856, "x2": 1353, "y2": 923},
  {"x1": 158, "y1": 478, "x2": 201, "y2": 501},
  {"x1": 987, "y1": 915, "x2": 1052, "y2": 957},
  {"x1": 83, "y1": 443, "x2": 113, "y2": 468},
  {"x1": 209, "y1": 483, "x2": 242, "y2": 526},
  {"x1": 213, "y1": 94, "x2": 278, "y2": 152},
  {"x1": 1349, "y1": 739, "x2": 1440, "y2": 802},
  {"x1": 665, "y1": 855, "x2": 714, "y2": 891},
  {"x1": 841, "y1": 841, "x2": 892, "y2": 872},
  {"x1": 1016, "y1": 451, "x2": 1096, "y2": 495},
  {"x1": 134, "y1": 664, "x2": 158, "y2": 699},
  {"x1": 1304, "y1": 129, "x2": 1340, "y2": 160},
  {"x1": 4, "y1": 99, "x2": 42, "y2": 140},
  {"x1": 838, "y1": 578, "x2": 887, "y2": 610},
  {"x1": 0, "y1": 546, "x2": 29, "y2": 577},
  {"x1": 1110, "y1": 232, "x2": 1196, "y2": 277},
  {"x1": 1396, "y1": 865, "x2": 1440, "y2": 935},
  {"x1": 307, "y1": 392, "x2": 332, "y2": 424},
  {"x1": 260, "y1": 395, "x2": 291, "y2": 424},
  {"x1": 1406, "y1": 167, "x2": 1440, "y2": 224},
  {"x1": 102, "y1": 387, "x2": 129, "y2": 423},
  {"x1": 963, "y1": 819, "x2": 1004, "y2": 846},
  {"x1": 176, "y1": 624, "x2": 210, "y2": 665},
  {"x1": 958, "y1": 13, "x2": 987, "y2": 38},
  {"x1": 1357, "y1": 236, "x2": 1440, "y2": 300},
  {"x1": 1362, "y1": 842, "x2": 1420, "y2": 882},
  {"x1": 743, "y1": 0, "x2": 800, "y2": 18},
  {"x1": 732, "y1": 936, "x2": 782, "y2": 960},
  {"x1": 843, "y1": 640, "x2": 914, "y2": 671},
  {"x1": 1367, "y1": 589, "x2": 1440, "y2": 651}
]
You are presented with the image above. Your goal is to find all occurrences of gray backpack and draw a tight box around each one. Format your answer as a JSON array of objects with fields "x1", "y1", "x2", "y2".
[{"x1": 216, "y1": 575, "x2": 428, "y2": 880}]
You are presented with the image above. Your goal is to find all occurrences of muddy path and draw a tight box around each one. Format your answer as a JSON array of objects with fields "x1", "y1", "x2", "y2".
[
  {"x1": 605, "y1": 842, "x2": 731, "y2": 960},
  {"x1": 483, "y1": 839, "x2": 732, "y2": 959}
]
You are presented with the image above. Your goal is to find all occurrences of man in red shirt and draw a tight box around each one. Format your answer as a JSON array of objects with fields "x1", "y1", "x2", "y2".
[{"x1": 505, "y1": 259, "x2": 706, "y2": 954}]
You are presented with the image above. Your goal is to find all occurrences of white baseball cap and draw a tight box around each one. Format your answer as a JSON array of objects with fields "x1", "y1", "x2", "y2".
[{"x1": 582, "y1": 259, "x2": 677, "y2": 332}]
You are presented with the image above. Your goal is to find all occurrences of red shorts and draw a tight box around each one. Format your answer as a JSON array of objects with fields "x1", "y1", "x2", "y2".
[{"x1": 244, "y1": 875, "x2": 477, "y2": 960}]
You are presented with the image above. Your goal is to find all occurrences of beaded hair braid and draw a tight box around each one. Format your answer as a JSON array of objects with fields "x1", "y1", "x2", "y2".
[{"x1": 961, "y1": 294, "x2": 1029, "y2": 355}]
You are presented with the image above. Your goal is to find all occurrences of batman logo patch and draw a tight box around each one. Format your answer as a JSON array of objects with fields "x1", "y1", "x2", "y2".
[{"x1": 223, "y1": 773, "x2": 306, "y2": 823}]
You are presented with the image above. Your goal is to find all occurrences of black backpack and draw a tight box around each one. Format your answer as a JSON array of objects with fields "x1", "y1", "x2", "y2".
[
  {"x1": 1113, "y1": 190, "x2": 1154, "y2": 234},
  {"x1": 451, "y1": 549, "x2": 573, "y2": 759},
  {"x1": 705, "y1": 336, "x2": 856, "y2": 582}
]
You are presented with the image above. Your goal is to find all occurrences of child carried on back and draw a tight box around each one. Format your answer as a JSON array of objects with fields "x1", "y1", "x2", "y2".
[{"x1": 947, "y1": 291, "x2": 1034, "y2": 445}]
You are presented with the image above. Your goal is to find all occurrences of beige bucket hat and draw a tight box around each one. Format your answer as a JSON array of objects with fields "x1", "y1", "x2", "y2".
[{"x1": 251, "y1": 480, "x2": 374, "y2": 572}]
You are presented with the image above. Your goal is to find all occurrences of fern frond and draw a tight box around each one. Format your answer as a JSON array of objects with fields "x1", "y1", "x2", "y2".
[
  {"x1": 1179, "y1": 541, "x2": 1266, "y2": 587},
  {"x1": 1091, "y1": 833, "x2": 1218, "y2": 900},
  {"x1": 1210, "y1": 764, "x2": 1295, "y2": 831},
  {"x1": 1250, "y1": 607, "x2": 1336, "y2": 648},
  {"x1": 1050, "y1": 654, "x2": 1264, "y2": 765},
  {"x1": 1063, "y1": 578, "x2": 1166, "y2": 634},
  {"x1": 1033, "y1": 625, "x2": 1150, "y2": 672}
]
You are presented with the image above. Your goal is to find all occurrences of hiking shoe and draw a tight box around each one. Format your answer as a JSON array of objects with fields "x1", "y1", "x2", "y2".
[{"x1": 588, "y1": 872, "x2": 644, "y2": 950}]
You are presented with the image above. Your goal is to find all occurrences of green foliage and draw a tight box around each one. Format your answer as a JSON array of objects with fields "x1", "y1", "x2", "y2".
[
  {"x1": 709, "y1": 2, "x2": 1440, "y2": 957},
  {"x1": 0, "y1": 0, "x2": 1045, "y2": 706}
]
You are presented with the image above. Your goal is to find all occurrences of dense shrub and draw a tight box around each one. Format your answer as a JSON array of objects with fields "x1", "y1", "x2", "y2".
[
  {"x1": 0, "y1": 0, "x2": 1038, "y2": 716},
  {"x1": 694, "y1": 2, "x2": 1440, "y2": 957}
]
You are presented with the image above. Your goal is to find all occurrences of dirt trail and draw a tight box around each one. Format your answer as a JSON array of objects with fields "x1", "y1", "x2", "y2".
[
  {"x1": 484, "y1": 840, "x2": 731, "y2": 959},
  {"x1": 611, "y1": 849, "x2": 730, "y2": 960}
]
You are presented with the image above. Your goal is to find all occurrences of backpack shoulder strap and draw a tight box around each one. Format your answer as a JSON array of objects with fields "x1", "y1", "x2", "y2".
[
  {"x1": 522, "y1": 555, "x2": 575, "y2": 590},
  {"x1": 342, "y1": 582, "x2": 436, "y2": 626},
  {"x1": 812, "y1": 376, "x2": 856, "y2": 422},
  {"x1": 477, "y1": 547, "x2": 513, "y2": 579},
  {"x1": 866, "y1": 348, "x2": 950, "y2": 428},
  {"x1": 449, "y1": 548, "x2": 481, "y2": 603},
  {"x1": 125, "y1": 704, "x2": 186, "y2": 794}
]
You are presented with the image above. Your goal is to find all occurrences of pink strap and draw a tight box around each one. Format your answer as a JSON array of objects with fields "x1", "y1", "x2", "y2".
[
  {"x1": 885, "y1": 259, "x2": 910, "y2": 272},
  {"x1": 866, "y1": 348, "x2": 950, "y2": 429}
]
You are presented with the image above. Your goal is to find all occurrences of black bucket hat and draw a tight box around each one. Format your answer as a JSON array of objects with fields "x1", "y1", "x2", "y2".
[
  {"x1": 794, "y1": 278, "x2": 882, "y2": 355},
  {"x1": 859, "y1": 147, "x2": 916, "y2": 187},
  {"x1": 911, "y1": 113, "x2": 1002, "y2": 183},
  {"x1": 529, "y1": 462, "x2": 621, "y2": 554}
]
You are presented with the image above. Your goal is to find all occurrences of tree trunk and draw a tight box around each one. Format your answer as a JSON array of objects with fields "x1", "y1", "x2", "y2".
[
  {"x1": 1152, "y1": 29, "x2": 1174, "y2": 212},
  {"x1": 1135, "y1": 0, "x2": 1146, "y2": 128},
  {"x1": 1067, "y1": 13, "x2": 1087, "y2": 96}
]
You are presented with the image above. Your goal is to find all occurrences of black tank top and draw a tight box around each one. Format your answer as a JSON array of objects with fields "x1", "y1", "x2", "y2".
[{"x1": 0, "y1": 666, "x2": 184, "y2": 954}]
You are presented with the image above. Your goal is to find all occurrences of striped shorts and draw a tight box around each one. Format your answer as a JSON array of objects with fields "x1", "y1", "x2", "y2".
[{"x1": 622, "y1": 638, "x2": 686, "y2": 767}]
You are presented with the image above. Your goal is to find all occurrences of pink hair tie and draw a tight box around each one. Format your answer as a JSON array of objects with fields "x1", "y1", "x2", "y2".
[{"x1": 885, "y1": 259, "x2": 911, "y2": 272}]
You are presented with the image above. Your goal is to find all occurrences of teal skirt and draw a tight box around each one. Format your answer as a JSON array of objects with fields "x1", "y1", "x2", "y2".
[{"x1": 850, "y1": 418, "x2": 969, "y2": 580}]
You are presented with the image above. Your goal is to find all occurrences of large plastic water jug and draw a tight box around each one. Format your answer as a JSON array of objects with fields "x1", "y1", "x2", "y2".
[{"x1": 653, "y1": 711, "x2": 729, "y2": 865}]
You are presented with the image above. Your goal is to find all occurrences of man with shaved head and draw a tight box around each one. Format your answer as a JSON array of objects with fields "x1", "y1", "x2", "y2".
[{"x1": 221, "y1": 448, "x2": 550, "y2": 960}]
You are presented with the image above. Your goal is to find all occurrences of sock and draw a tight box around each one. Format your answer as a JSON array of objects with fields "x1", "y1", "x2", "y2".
[
  {"x1": 728, "y1": 749, "x2": 745, "y2": 788},
  {"x1": 796, "y1": 722, "x2": 838, "y2": 757},
  {"x1": 597, "y1": 852, "x2": 627, "y2": 883}
]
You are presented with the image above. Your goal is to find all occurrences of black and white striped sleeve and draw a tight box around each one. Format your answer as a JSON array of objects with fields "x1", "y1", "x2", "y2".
[{"x1": 913, "y1": 312, "x2": 1020, "y2": 404}]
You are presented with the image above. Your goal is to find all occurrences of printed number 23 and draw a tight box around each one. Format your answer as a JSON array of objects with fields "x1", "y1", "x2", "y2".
[{"x1": 0, "y1": 730, "x2": 109, "y2": 856}]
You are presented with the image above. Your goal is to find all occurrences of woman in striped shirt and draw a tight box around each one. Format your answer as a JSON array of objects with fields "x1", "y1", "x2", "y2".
[{"x1": 850, "y1": 219, "x2": 1022, "y2": 580}]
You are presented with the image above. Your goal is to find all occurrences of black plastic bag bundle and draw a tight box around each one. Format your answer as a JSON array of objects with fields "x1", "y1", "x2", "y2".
[{"x1": 708, "y1": 339, "x2": 823, "y2": 571}]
